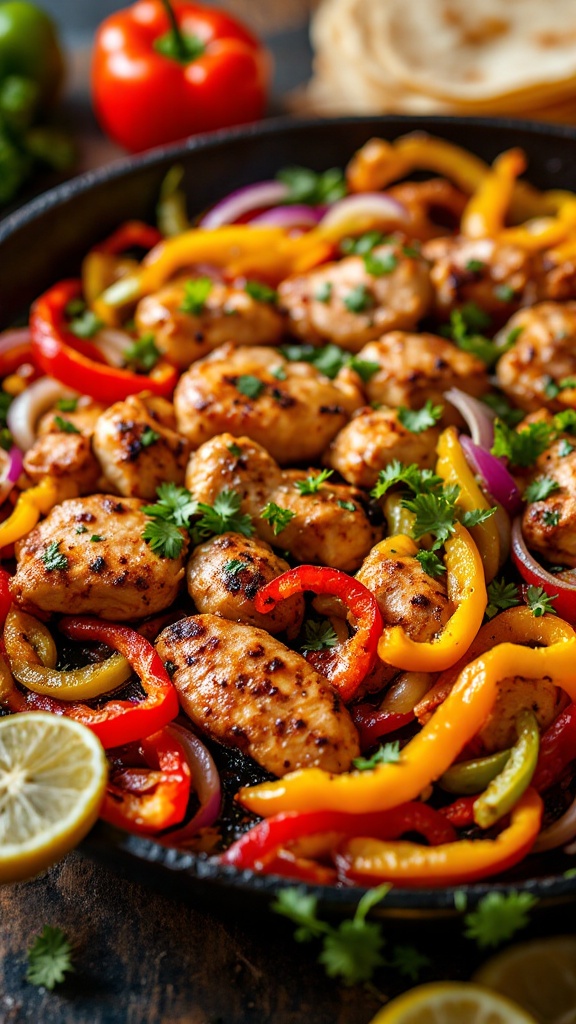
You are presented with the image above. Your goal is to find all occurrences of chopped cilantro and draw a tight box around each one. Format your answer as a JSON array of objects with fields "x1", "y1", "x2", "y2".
[
  {"x1": 337, "y1": 499, "x2": 356, "y2": 512},
  {"x1": 90, "y1": 534, "x2": 104, "y2": 543},
  {"x1": 398, "y1": 399, "x2": 443, "y2": 434},
  {"x1": 142, "y1": 482, "x2": 198, "y2": 527},
  {"x1": 53, "y1": 415, "x2": 80, "y2": 434},
  {"x1": 271, "y1": 365, "x2": 287, "y2": 381},
  {"x1": 55, "y1": 397, "x2": 78, "y2": 413},
  {"x1": 301, "y1": 618, "x2": 338, "y2": 653},
  {"x1": 227, "y1": 442, "x2": 242, "y2": 457},
  {"x1": 465, "y1": 259, "x2": 486, "y2": 273},
  {"x1": 524, "y1": 477, "x2": 560, "y2": 503},
  {"x1": 371, "y1": 461, "x2": 443, "y2": 500},
  {"x1": 444, "y1": 308, "x2": 509, "y2": 367},
  {"x1": 348, "y1": 356, "x2": 380, "y2": 382},
  {"x1": 314, "y1": 281, "x2": 332, "y2": 303},
  {"x1": 460, "y1": 507, "x2": 498, "y2": 528},
  {"x1": 64, "y1": 298, "x2": 86, "y2": 317},
  {"x1": 463, "y1": 891, "x2": 538, "y2": 949},
  {"x1": 223, "y1": 559, "x2": 249, "y2": 576},
  {"x1": 68, "y1": 308, "x2": 103, "y2": 339},
  {"x1": 558, "y1": 439, "x2": 575, "y2": 457},
  {"x1": 123, "y1": 333, "x2": 161, "y2": 372},
  {"x1": 415, "y1": 549, "x2": 446, "y2": 579},
  {"x1": 491, "y1": 418, "x2": 554, "y2": 468},
  {"x1": 26, "y1": 926, "x2": 73, "y2": 990},
  {"x1": 402, "y1": 243, "x2": 421, "y2": 258},
  {"x1": 142, "y1": 519, "x2": 186, "y2": 559},
  {"x1": 341, "y1": 231, "x2": 387, "y2": 255},
  {"x1": 41, "y1": 541, "x2": 68, "y2": 572},
  {"x1": 353, "y1": 741, "x2": 401, "y2": 771},
  {"x1": 276, "y1": 165, "x2": 347, "y2": 206},
  {"x1": 543, "y1": 509, "x2": 561, "y2": 526},
  {"x1": 180, "y1": 276, "x2": 212, "y2": 315},
  {"x1": 193, "y1": 490, "x2": 254, "y2": 543},
  {"x1": 363, "y1": 251, "x2": 397, "y2": 276},
  {"x1": 75, "y1": 525, "x2": 88, "y2": 535},
  {"x1": 494, "y1": 283, "x2": 515, "y2": 302},
  {"x1": 401, "y1": 487, "x2": 461, "y2": 549},
  {"x1": 482, "y1": 392, "x2": 524, "y2": 427},
  {"x1": 260, "y1": 501, "x2": 296, "y2": 536},
  {"x1": 140, "y1": 426, "x2": 160, "y2": 447},
  {"x1": 244, "y1": 280, "x2": 277, "y2": 304},
  {"x1": 343, "y1": 284, "x2": 374, "y2": 314},
  {"x1": 554, "y1": 409, "x2": 576, "y2": 435},
  {"x1": 235, "y1": 375, "x2": 265, "y2": 399},
  {"x1": 485, "y1": 578, "x2": 520, "y2": 619},
  {"x1": 294, "y1": 469, "x2": 333, "y2": 494},
  {"x1": 525, "y1": 585, "x2": 557, "y2": 617}
]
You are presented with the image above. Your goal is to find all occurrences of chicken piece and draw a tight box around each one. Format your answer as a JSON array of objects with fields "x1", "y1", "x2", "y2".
[
  {"x1": 357, "y1": 331, "x2": 489, "y2": 420},
  {"x1": 174, "y1": 343, "x2": 363, "y2": 464},
  {"x1": 92, "y1": 394, "x2": 189, "y2": 500},
  {"x1": 135, "y1": 276, "x2": 284, "y2": 369},
  {"x1": 37, "y1": 400, "x2": 107, "y2": 438},
  {"x1": 23, "y1": 432, "x2": 101, "y2": 495},
  {"x1": 422, "y1": 235, "x2": 533, "y2": 318},
  {"x1": 11, "y1": 494, "x2": 187, "y2": 620},
  {"x1": 277, "y1": 240, "x2": 432, "y2": 352},
  {"x1": 325, "y1": 406, "x2": 440, "y2": 489},
  {"x1": 187, "y1": 532, "x2": 304, "y2": 636},
  {"x1": 185, "y1": 434, "x2": 381, "y2": 573},
  {"x1": 520, "y1": 417, "x2": 576, "y2": 567},
  {"x1": 478, "y1": 676, "x2": 563, "y2": 753},
  {"x1": 532, "y1": 248, "x2": 576, "y2": 304},
  {"x1": 155, "y1": 614, "x2": 360, "y2": 775},
  {"x1": 496, "y1": 302, "x2": 576, "y2": 413}
]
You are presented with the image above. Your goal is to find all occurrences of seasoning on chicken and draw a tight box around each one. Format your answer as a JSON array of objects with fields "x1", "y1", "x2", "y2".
[
  {"x1": 11, "y1": 494, "x2": 188, "y2": 620},
  {"x1": 174, "y1": 343, "x2": 363, "y2": 464},
  {"x1": 325, "y1": 405, "x2": 440, "y2": 489},
  {"x1": 135, "y1": 276, "x2": 284, "y2": 369},
  {"x1": 518, "y1": 412, "x2": 576, "y2": 567},
  {"x1": 155, "y1": 614, "x2": 360, "y2": 776},
  {"x1": 23, "y1": 431, "x2": 100, "y2": 495},
  {"x1": 187, "y1": 532, "x2": 304, "y2": 636},
  {"x1": 357, "y1": 330, "x2": 489, "y2": 417},
  {"x1": 277, "y1": 239, "x2": 432, "y2": 352},
  {"x1": 185, "y1": 433, "x2": 381, "y2": 573},
  {"x1": 422, "y1": 236, "x2": 533, "y2": 318},
  {"x1": 93, "y1": 394, "x2": 189, "y2": 500},
  {"x1": 496, "y1": 301, "x2": 576, "y2": 413}
]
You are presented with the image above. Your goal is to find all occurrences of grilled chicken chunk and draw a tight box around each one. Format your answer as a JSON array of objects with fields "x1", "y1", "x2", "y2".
[
  {"x1": 357, "y1": 331, "x2": 488, "y2": 418},
  {"x1": 11, "y1": 494, "x2": 187, "y2": 620},
  {"x1": 156, "y1": 614, "x2": 360, "y2": 776},
  {"x1": 38, "y1": 400, "x2": 107, "y2": 438},
  {"x1": 187, "y1": 532, "x2": 304, "y2": 636},
  {"x1": 185, "y1": 433, "x2": 380, "y2": 573},
  {"x1": 518, "y1": 411, "x2": 576, "y2": 567},
  {"x1": 277, "y1": 241, "x2": 432, "y2": 351},
  {"x1": 135, "y1": 276, "x2": 284, "y2": 369},
  {"x1": 23, "y1": 432, "x2": 100, "y2": 495},
  {"x1": 422, "y1": 235, "x2": 532, "y2": 318},
  {"x1": 325, "y1": 406, "x2": 440, "y2": 488},
  {"x1": 496, "y1": 302, "x2": 576, "y2": 413},
  {"x1": 174, "y1": 343, "x2": 363, "y2": 464},
  {"x1": 93, "y1": 394, "x2": 189, "y2": 499}
]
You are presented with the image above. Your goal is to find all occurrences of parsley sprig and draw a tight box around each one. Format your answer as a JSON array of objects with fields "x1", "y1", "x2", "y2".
[
  {"x1": 260, "y1": 502, "x2": 296, "y2": 536},
  {"x1": 26, "y1": 926, "x2": 73, "y2": 990},
  {"x1": 398, "y1": 400, "x2": 443, "y2": 434},
  {"x1": 415, "y1": 550, "x2": 446, "y2": 579},
  {"x1": 294, "y1": 469, "x2": 333, "y2": 495},
  {"x1": 193, "y1": 490, "x2": 254, "y2": 543},
  {"x1": 463, "y1": 891, "x2": 538, "y2": 949},
  {"x1": 142, "y1": 482, "x2": 254, "y2": 557},
  {"x1": 492, "y1": 410, "x2": 576, "y2": 468}
]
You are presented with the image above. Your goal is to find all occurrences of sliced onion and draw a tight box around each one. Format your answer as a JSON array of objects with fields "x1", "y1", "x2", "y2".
[
  {"x1": 199, "y1": 181, "x2": 289, "y2": 229},
  {"x1": 318, "y1": 192, "x2": 408, "y2": 241},
  {"x1": 248, "y1": 204, "x2": 323, "y2": 230},
  {"x1": 0, "y1": 326, "x2": 31, "y2": 355},
  {"x1": 380, "y1": 672, "x2": 434, "y2": 714},
  {"x1": 533, "y1": 792, "x2": 576, "y2": 852},
  {"x1": 93, "y1": 327, "x2": 133, "y2": 368},
  {"x1": 460, "y1": 434, "x2": 523, "y2": 515},
  {"x1": 7, "y1": 376, "x2": 78, "y2": 453},
  {"x1": 511, "y1": 516, "x2": 576, "y2": 622},
  {"x1": 444, "y1": 388, "x2": 495, "y2": 449},
  {"x1": 0, "y1": 446, "x2": 23, "y2": 507},
  {"x1": 160, "y1": 723, "x2": 221, "y2": 847}
]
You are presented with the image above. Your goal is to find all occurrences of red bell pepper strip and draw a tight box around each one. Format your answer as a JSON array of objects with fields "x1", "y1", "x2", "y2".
[
  {"x1": 351, "y1": 704, "x2": 414, "y2": 751},
  {"x1": 92, "y1": 221, "x2": 163, "y2": 256},
  {"x1": 101, "y1": 727, "x2": 191, "y2": 834},
  {"x1": 439, "y1": 795, "x2": 476, "y2": 828},
  {"x1": 0, "y1": 328, "x2": 35, "y2": 378},
  {"x1": 257, "y1": 851, "x2": 338, "y2": 885},
  {"x1": 532, "y1": 704, "x2": 576, "y2": 792},
  {"x1": 254, "y1": 566, "x2": 383, "y2": 702},
  {"x1": 221, "y1": 804, "x2": 456, "y2": 871},
  {"x1": 3, "y1": 618, "x2": 179, "y2": 748},
  {"x1": 0, "y1": 568, "x2": 12, "y2": 629},
  {"x1": 30, "y1": 279, "x2": 179, "y2": 403}
]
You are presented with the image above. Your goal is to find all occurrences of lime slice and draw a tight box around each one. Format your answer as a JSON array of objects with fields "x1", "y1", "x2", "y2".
[
  {"x1": 368, "y1": 981, "x2": 538, "y2": 1024},
  {"x1": 0, "y1": 712, "x2": 108, "y2": 883},
  {"x1": 474, "y1": 936, "x2": 576, "y2": 1024}
]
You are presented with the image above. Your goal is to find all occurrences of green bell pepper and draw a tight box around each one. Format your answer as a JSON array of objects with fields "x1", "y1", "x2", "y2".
[
  {"x1": 473, "y1": 709, "x2": 540, "y2": 829},
  {"x1": 438, "y1": 747, "x2": 512, "y2": 795},
  {"x1": 0, "y1": 2, "x2": 64, "y2": 113}
]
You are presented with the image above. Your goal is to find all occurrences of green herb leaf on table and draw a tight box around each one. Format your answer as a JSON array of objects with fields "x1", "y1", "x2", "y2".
[
  {"x1": 26, "y1": 926, "x2": 73, "y2": 990},
  {"x1": 463, "y1": 891, "x2": 538, "y2": 949}
]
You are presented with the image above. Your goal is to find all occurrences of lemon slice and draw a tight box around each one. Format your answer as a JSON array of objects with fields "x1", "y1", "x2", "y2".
[
  {"x1": 368, "y1": 981, "x2": 538, "y2": 1024},
  {"x1": 0, "y1": 712, "x2": 108, "y2": 883},
  {"x1": 474, "y1": 936, "x2": 576, "y2": 1024}
]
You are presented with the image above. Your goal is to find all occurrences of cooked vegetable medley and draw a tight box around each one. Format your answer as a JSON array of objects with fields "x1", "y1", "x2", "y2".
[{"x1": 4, "y1": 132, "x2": 576, "y2": 887}]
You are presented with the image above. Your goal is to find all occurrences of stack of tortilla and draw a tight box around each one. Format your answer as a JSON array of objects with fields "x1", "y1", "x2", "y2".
[{"x1": 297, "y1": 0, "x2": 576, "y2": 123}]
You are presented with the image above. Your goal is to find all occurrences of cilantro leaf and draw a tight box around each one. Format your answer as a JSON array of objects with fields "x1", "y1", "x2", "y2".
[
  {"x1": 485, "y1": 578, "x2": 520, "y2": 619},
  {"x1": 415, "y1": 549, "x2": 446, "y2": 578},
  {"x1": 260, "y1": 501, "x2": 296, "y2": 536},
  {"x1": 343, "y1": 284, "x2": 374, "y2": 313},
  {"x1": 494, "y1": 283, "x2": 515, "y2": 302},
  {"x1": 180, "y1": 276, "x2": 212, "y2": 315},
  {"x1": 235, "y1": 375, "x2": 265, "y2": 399},
  {"x1": 142, "y1": 519, "x2": 186, "y2": 559},
  {"x1": 525, "y1": 585, "x2": 557, "y2": 617},
  {"x1": 315, "y1": 281, "x2": 332, "y2": 303},
  {"x1": 193, "y1": 490, "x2": 254, "y2": 542},
  {"x1": 363, "y1": 251, "x2": 398, "y2": 277},
  {"x1": 244, "y1": 280, "x2": 277, "y2": 304},
  {"x1": 524, "y1": 477, "x2": 560, "y2": 503},
  {"x1": 53, "y1": 415, "x2": 80, "y2": 434},
  {"x1": 142, "y1": 482, "x2": 198, "y2": 528},
  {"x1": 554, "y1": 409, "x2": 576, "y2": 435},
  {"x1": 338, "y1": 499, "x2": 356, "y2": 512},
  {"x1": 140, "y1": 426, "x2": 160, "y2": 447},
  {"x1": 353, "y1": 741, "x2": 401, "y2": 771},
  {"x1": 397, "y1": 400, "x2": 443, "y2": 434},
  {"x1": 55, "y1": 397, "x2": 78, "y2": 413},
  {"x1": 558, "y1": 439, "x2": 574, "y2": 457},
  {"x1": 223, "y1": 559, "x2": 249, "y2": 576},
  {"x1": 41, "y1": 541, "x2": 68, "y2": 572},
  {"x1": 26, "y1": 926, "x2": 73, "y2": 990},
  {"x1": 460, "y1": 506, "x2": 498, "y2": 528},
  {"x1": 370, "y1": 460, "x2": 443, "y2": 500},
  {"x1": 465, "y1": 259, "x2": 486, "y2": 273},
  {"x1": 463, "y1": 891, "x2": 538, "y2": 949},
  {"x1": 271, "y1": 888, "x2": 328, "y2": 942},
  {"x1": 294, "y1": 469, "x2": 333, "y2": 495},
  {"x1": 301, "y1": 618, "x2": 338, "y2": 653},
  {"x1": 443, "y1": 305, "x2": 510, "y2": 366},
  {"x1": 271, "y1": 365, "x2": 287, "y2": 381},
  {"x1": 340, "y1": 231, "x2": 388, "y2": 255},
  {"x1": 491, "y1": 418, "x2": 554, "y2": 468},
  {"x1": 387, "y1": 945, "x2": 430, "y2": 983},
  {"x1": 543, "y1": 509, "x2": 561, "y2": 526},
  {"x1": 401, "y1": 486, "x2": 460, "y2": 549},
  {"x1": 482, "y1": 392, "x2": 524, "y2": 427},
  {"x1": 279, "y1": 342, "x2": 377, "y2": 382},
  {"x1": 123, "y1": 333, "x2": 161, "y2": 372},
  {"x1": 347, "y1": 356, "x2": 380, "y2": 382},
  {"x1": 227, "y1": 442, "x2": 242, "y2": 457},
  {"x1": 276, "y1": 165, "x2": 347, "y2": 206},
  {"x1": 68, "y1": 308, "x2": 103, "y2": 339}
]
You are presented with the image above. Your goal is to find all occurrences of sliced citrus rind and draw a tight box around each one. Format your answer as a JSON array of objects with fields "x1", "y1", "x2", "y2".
[
  {"x1": 474, "y1": 936, "x2": 576, "y2": 1024},
  {"x1": 0, "y1": 712, "x2": 108, "y2": 883},
  {"x1": 368, "y1": 981, "x2": 538, "y2": 1024}
]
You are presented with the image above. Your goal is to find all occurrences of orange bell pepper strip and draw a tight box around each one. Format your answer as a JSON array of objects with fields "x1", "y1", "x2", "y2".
[
  {"x1": 436, "y1": 426, "x2": 500, "y2": 583},
  {"x1": 376, "y1": 524, "x2": 486, "y2": 672},
  {"x1": 336, "y1": 787, "x2": 542, "y2": 887},
  {"x1": 237, "y1": 618, "x2": 576, "y2": 818},
  {"x1": 0, "y1": 475, "x2": 76, "y2": 553},
  {"x1": 461, "y1": 148, "x2": 527, "y2": 240}
]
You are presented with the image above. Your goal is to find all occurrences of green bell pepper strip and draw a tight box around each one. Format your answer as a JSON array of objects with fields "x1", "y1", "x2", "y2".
[
  {"x1": 473, "y1": 709, "x2": 540, "y2": 829},
  {"x1": 0, "y1": 2, "x2": 64, "y2": 112},
  {"x1": 438, "y1": 748, "x2": 512, "y2": 795}
]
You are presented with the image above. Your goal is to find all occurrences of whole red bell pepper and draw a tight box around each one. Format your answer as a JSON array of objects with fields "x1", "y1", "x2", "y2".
[
  {"x1": 30, "y1": 279, "x2": 179, "y2": 403},
  {"x1": 254, "y1": 566, "x2": 383, "y2": 702},
  {"x1": 102, "y1": 727, "x2": 191, "y2": 834},
  {"x1": 92, "y1": 0, "x2": 271, "y2": 153}
]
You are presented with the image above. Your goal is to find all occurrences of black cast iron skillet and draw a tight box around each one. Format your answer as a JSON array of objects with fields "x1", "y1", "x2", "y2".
[{"x1": 2, "y1": 115, "x2": 576, "y2": 916}]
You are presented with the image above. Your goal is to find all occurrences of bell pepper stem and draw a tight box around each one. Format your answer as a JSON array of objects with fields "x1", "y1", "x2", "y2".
[{"x1": 160, "y1": 0, "x2": 188, "y2": 62}]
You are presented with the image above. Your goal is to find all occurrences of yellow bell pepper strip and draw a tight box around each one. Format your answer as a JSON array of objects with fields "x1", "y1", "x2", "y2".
[
  {"x1": 335, "y1": 788, "x2": 543, "y2": 887},
  {"x1": 473, "y1": 709, "x2": 540, "y2": 829},
  {"x1": 376, "y1": 524, "x2": 486, "y2": 672},
  {"x1": 436, "y1": 426, "x2": 500, "y2": 583},
  {"x1": 438, "y1": 748, "x2": 511, "y2": 795},
  {"x1": 461, "y1": 148, "x2": 527, "y2": 240},
  {"x1": 3, "y1": 607, "x2": 133, "y2": 701},
  {"x1": 237, "y1": 620, "x2": 576, "y2": 817},
  {"x1": 0, "y1": 475, "x2": 76, "y2": 552}
]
